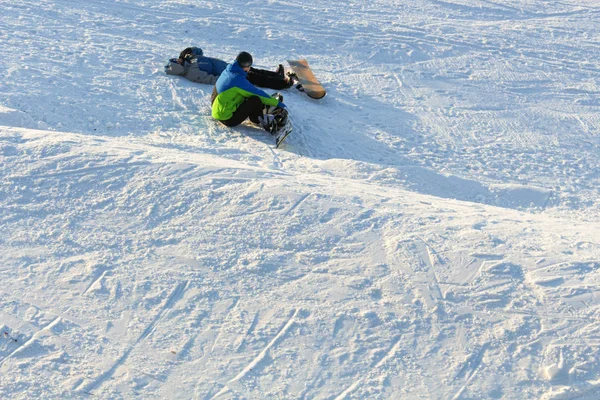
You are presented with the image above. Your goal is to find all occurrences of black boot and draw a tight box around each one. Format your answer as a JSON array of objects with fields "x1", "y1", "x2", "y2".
[
  {"x1": 287, "y1": 72, "x2": 303, "y2": 91},
  {"x1": 276, "y1": 64, "x2": 285, "y2": 76}
]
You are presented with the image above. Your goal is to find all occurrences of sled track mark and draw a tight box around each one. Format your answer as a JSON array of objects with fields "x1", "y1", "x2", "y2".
[
  {"x1": 234, "y1": 309, "x2": 260, "y2": 354},
  {"x1": 424, "y1": 241, "x2": 444, "y2": 299},
  {"x1": 0, "y1": 316, "x2": 62, "y2": 368},
  {"x1": 451, "y1": 343, "x2": 489, "y2": 400},
  {"x1": 211, "y1": 308, "x2": 300, "y2": 399},
  {"x1": 335, "y1": 335, "x2": 403, "y2": 400},
  {"x1": 407, "y1": 238, "x2": 444, "y2": 309},
  {"x1": 285, "y1": 193, "x2": 311, "y2": 216},
  {"x1": 138, "y1": 280, "x2": 189, "y2": 342},
  {"x1": 209, "y1": 297, "x2": 240, "y2": 354},
  {"x1": 83, "y1": 269, "x2": 109, "y2": 295},
  {"x1": 81, "y1": 280, "x2": 189, "y2": 394}
]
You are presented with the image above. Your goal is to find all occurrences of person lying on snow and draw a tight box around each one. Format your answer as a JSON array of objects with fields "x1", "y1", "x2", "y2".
[
  {"x1": 165, "y1": 47, "x2": 294, "y2": 90},
  {"x1": 211, "y1": 51, "x2": 289, "y2": 135}
]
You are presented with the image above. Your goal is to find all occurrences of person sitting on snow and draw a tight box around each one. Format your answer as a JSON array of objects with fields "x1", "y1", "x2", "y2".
[
  {"x1": 165, "y1": 47, "x2": 294, "y2": 90},
  {"x1": 211, "y1": 51, "x2": 288, "y2": 134}
]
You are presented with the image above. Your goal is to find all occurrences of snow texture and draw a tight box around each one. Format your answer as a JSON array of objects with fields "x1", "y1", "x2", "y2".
[{"x1": 1, "y1": 0, "x2": 600, "y2": 399}]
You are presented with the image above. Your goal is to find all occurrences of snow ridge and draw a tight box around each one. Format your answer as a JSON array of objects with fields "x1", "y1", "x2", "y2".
[{"x1": 1, "y1": 0, "x2": 600, "y2": 398}]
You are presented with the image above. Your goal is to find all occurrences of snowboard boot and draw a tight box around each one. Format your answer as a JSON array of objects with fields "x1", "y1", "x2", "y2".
[
  {"x1": 259, "y1": 107, "x2": 288, "y2": 135},
  {"x1": 287, "y1": 72, "x2": 304, "y2": 91},
  {"x1": 258, "y1": 113, "x2": 276, "y2": 132}
]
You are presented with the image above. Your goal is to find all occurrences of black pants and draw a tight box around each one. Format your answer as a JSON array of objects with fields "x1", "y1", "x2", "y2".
[
  {"x1": 247, "y1": 68, "x2": 291, "y2": 90},
  {"x1": 218, "y1": 95, "x2": 264, "y2": 127}
]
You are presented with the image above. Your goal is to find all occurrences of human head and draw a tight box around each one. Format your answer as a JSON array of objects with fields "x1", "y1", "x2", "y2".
[
  {"x1": 178, "y1": 47, "x2": 193, "y2": 62},
  {"x1": 236, "y1": 51, "x2": 253, "y2": 68}
]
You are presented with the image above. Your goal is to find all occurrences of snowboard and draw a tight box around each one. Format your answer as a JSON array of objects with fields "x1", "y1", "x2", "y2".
[{"x1": 287, "y1": 59, "x2": 326, "y2": 99}]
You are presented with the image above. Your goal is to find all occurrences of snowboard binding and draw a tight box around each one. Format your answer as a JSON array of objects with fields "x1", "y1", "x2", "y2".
[
  {"x1": 258, "y1": 93, "x2": 288, "y2": 135},
  {"x1": 259, "y1": 107, "x2": 289, "y2": 136},
  {"x1": 287, "y1": 72, "x2": 304, "y2": 91},
  {"x1": 256, "y1": 92, "x2": 293, "y2": 148}
]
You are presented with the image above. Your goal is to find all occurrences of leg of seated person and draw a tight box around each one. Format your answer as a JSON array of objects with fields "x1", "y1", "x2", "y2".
[
  {"x1": 221, "y1": 96, "x2": 264, "y2": 127},
  {"x1": 247, "y1": 69, "x2": 290, "y2": 90}
]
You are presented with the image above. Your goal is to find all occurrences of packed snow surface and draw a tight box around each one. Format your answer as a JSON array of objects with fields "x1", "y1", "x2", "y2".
[{"x1": 1, "y1": 0, "x2": 600, "y2": 398}]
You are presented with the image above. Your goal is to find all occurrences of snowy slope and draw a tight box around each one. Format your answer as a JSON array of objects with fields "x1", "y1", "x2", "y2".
[{"x1": 1, "y1": 0, "x2": 600, "y2": 399}]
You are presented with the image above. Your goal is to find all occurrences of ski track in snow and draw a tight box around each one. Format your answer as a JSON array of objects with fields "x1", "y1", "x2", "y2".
[
  {"x1": 1, "y1": 0, "x2": 600, "y2": 398},
  {"x1": 80, "y1": 280, "x2": 189, "y2": 395},
  {"x1": 211, "y1": 308, "x2": 300, "y2": 399},
  {"x1": 0, "y1": 317, "x2": 62, "y2": 368}
]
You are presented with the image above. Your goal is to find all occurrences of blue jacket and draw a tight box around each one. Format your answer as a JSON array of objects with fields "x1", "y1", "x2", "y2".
[
  {"x1": 192, "y1": 48, "x2": 228, "y2": 76},
  {"x1": 212, "y1": 61, "x2": 286, "y2": 121}
]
